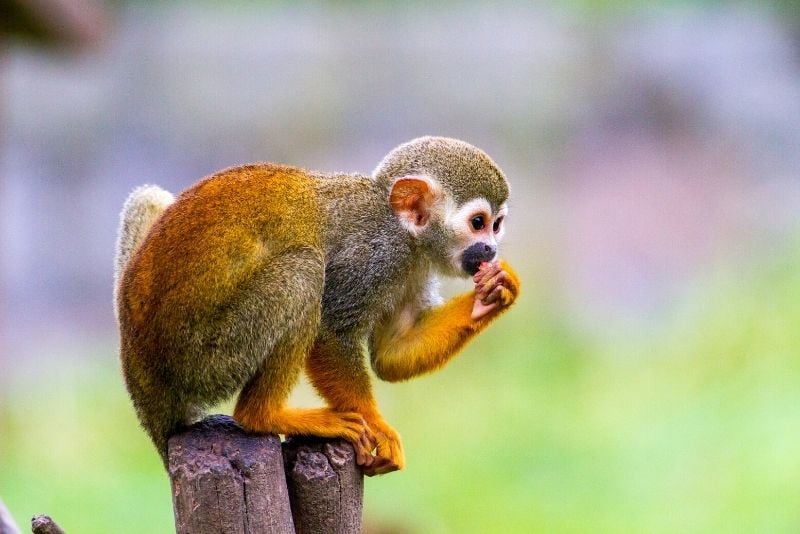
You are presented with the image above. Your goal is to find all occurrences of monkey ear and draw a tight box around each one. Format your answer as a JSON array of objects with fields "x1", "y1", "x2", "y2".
[{"x1": 389, "y1": 176, "x2": 441, "y2": 235}]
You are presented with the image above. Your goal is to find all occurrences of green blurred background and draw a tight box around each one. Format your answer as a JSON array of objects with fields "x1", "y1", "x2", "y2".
[{"x1": 2, "y1": 1, "x2": 800, "y2": 532}]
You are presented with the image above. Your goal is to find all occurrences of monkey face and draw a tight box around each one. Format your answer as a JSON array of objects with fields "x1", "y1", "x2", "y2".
[
  {"x1": 379, "y1": 137, "x2": 511, "y2": 278},
  {"x1": 446, "y1": 197, "x2": 508, "y2": 276}
]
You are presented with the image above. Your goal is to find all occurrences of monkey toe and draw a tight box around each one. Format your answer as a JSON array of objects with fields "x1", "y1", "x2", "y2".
[
  {"x1": 356, "y1": 415, "x2": 404, "y2": 475},
  {"x1": 363, "y1": 456, "x2": 400, "y2": 477},
  {"x1": 354, "y1": 431, "x2": 378, "y2": 467},
  {"x1": 371, "y1": 433, "x2": 404, "y2": 474},
  {"x1": 330, "y1": 411, "x2": 378, "y2": 461}
]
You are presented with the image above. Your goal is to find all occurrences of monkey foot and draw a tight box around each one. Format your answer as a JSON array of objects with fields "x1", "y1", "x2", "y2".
[
  {"x1": 360, "y1": 416, "x2": 405, "y2": 476},
  {"x1": 233, "y1": 406, "x2": 377, "y2": 464}
]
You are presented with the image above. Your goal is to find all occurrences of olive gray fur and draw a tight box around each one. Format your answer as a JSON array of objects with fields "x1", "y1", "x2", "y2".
[{"x1": 373, "y1": 136, "x2": 509, "y2": 211}]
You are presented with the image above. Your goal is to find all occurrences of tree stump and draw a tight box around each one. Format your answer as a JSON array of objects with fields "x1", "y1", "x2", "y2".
[
  {"x1": 168, "y1": 415, "x2": 294, "y2": 534},
  {"x1": 283, "y1": 438, "x2": 364, "y2": 534}
]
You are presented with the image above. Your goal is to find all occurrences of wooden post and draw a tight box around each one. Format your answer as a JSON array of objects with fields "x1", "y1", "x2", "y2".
[
  {"x1": 168, "y1": 415, "x2": 364, "y2": 534},
  {"x1": 30, "y1": 516, "x2": 64, "y2": 534},
  {"x1": 168, "y1": 415, "x2": 295, "y2": 534},
  {"x1": 282, "y1": 438, "x2": 364, "y2": 534}
]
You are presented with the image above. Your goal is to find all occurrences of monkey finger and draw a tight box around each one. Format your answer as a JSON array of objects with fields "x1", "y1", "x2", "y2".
[
  {"x1": 476, "y1": 285, "x2": 496, "y2": 303},
  {"x1": 475, "y1": 278, "x2": 501, "y2": 301},
  {"x1": 498, "y1": 286, "x2": 515, "y2": 306},
  {"x1": 473, "y1": 265, "x2": 488, "y2": 282},
  {"x1": 473, "y1": 261, "x2": 497, "y2": 280},
  {"x1": 475, "y1": 267, "x2": 501, "y2": 293},
  {"x1": 475, "y1": 262, "x2": 500, "y2": 282},
  {"x1": 484, "y1": 271, "x2": 507, "y2": 292},
  {"x1": 482, "y1": 286, "x2": 503, "y2": 305},
  {"x1": 474, "y1": 284, "x2": 490, "y2": 300}
]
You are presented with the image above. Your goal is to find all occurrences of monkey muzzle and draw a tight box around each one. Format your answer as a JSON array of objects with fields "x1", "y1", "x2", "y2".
[{"x1": 461, "y1": 242, "x2": 497, "y2": 275}]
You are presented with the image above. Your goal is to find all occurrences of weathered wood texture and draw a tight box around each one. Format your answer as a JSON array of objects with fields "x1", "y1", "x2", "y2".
[
  {"x1": 283, "y1": 438, "x2": 364, "y2": 534},
  {"x1": 168, "y1": 415, "x2": 295, "y2": 534},
  {"x1": 168, "y1": 415, "x2": 364, "y2": 534},
  {"x1": 30, "y1": 515, "x2": 64, "y2": 534}
]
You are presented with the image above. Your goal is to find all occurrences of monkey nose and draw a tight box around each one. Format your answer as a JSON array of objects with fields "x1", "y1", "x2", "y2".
[{"x1": 461, "y1": 242, "x2": 497, "y2": 274}]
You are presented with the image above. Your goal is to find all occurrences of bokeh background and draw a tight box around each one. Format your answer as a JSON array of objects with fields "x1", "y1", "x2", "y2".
[{"x1": 2, "y1": 1, "x2": 800, "y2": 532}]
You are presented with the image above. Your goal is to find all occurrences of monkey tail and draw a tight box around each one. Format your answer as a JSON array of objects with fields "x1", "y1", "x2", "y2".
[{"x1": 113, "y1": 185, "x2": 174, "y2": 318}]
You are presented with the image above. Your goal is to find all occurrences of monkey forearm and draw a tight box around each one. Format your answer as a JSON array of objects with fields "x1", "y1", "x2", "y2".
[
  {"x1": 371, "y1": 293, "x2": 495, "y2": 382},
  {"x1": 372, "y1": 260, "x2": 520, "y2": 382}
]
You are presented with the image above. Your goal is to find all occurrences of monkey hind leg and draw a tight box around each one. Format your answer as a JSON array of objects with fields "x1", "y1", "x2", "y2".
[
  {"x1": 181, "y1": 245, "x2": 326, "y2": 408},
  {"x1": 231, "y1": 248, "x2": 375, "y2": 461},
  {"x1": 228, "y1": 244, "x2": 325, "y2": 428},
  {"x1": 233, "y1": 324, "x2": 378, "y2": 465}
]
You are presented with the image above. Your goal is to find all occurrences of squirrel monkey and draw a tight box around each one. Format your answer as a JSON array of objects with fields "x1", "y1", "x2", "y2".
[{"x1": 114, "y1": 136, "x2": 519, "y2": 475}]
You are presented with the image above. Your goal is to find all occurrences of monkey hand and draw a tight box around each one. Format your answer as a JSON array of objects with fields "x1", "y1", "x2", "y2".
[
  {"x1": 360, "y1": 414, "x2": 405, "y2": 476},
  {"x1": 471, "y1": 259, "x2": 520, "y2": 321}
]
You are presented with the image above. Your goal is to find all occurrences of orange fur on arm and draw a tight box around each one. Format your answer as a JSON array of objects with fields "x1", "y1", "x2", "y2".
[{"x1": 371, "y1": 260, "x2": 519, "y2": 382}]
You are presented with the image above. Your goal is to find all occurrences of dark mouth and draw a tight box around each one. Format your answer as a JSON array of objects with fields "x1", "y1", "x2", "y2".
[{"x1": 462, "y1": 259, "x2": 482, "y2": 275}]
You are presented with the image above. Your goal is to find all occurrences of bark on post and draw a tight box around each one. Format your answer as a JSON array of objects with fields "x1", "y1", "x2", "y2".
[
  {"x1": 168, "y1": 415, "x2": 294, "y2": 534},
  {"x1": 282, "y1": 438, "x2": 364, "y2": 534},
  {"x1": 30, "y1": 516, "x2": 64, "y2": 534}
]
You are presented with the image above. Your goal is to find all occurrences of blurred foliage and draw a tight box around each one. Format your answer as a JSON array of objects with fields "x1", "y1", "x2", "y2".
[{"x1": 2, "y1": 243, "x2": 800, "y2": 532}]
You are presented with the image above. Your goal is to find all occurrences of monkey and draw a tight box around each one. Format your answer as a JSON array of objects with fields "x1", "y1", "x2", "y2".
[{"x1": 114, "y1": 136, "x2": 520, "y2": 475}]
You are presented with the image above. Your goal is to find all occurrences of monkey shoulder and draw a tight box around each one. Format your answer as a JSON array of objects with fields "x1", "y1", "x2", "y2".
[{"x1": 320, "y1": 225, "x2": 418, "y2": 333}]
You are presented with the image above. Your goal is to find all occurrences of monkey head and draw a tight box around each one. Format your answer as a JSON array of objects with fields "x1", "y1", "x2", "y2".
[{"x1": 374, "y1": 136, "x2": 510, "y2": 277}]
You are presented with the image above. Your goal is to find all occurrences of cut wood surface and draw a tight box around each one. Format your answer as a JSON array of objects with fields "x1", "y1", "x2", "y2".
[
  {"x1": 168, "y1": 415, "x2": 364, "y2": 533},
  {"x1": 168, "y1": 415, "x2": 295, "y2": 534},
  {"x1": 30, "y1": 515, "x2": 64, "y2": 534},
  {"x1": 283, "y1": 437, "x2": 364, "y2": 534}
]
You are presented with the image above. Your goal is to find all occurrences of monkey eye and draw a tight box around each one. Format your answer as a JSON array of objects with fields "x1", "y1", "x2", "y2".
[
  {"x1": 493, "y1": 216, "x2": 504, "y2": 233},
  {"x1": 470, "y1": 215, "x2": 485, "y2": 231}
]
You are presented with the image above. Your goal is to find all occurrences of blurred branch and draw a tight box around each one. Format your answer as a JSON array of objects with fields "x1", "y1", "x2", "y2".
[
  {"x1": 0, "y1": 498, "x2": 21, "y2": 534},
  {"x1": 0, "y1": 0, "x2": 110, "y2": 49},
  {"x1": 30, "y1": 516, "x2": 64, "y2": 534}
]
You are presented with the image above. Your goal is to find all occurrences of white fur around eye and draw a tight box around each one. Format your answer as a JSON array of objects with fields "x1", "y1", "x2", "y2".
[
  {"x1": 493, "y1": 205, "x2": 508, "y2": 241},
  {"x1": 447, "y1": 198, "x2": 492, "y2": 241}
]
